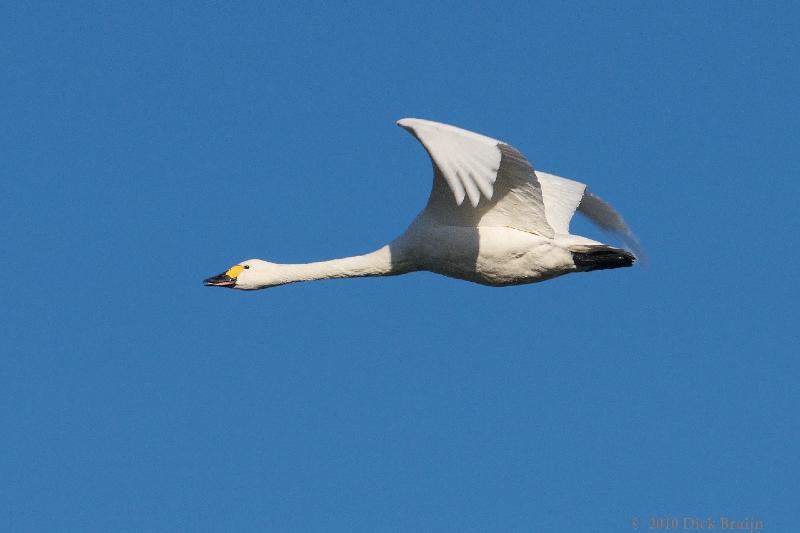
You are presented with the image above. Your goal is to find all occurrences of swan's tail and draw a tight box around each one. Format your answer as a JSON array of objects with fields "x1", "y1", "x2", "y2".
[{"x1": 571, "y1": 245, "x2": 636, "y2": 272}]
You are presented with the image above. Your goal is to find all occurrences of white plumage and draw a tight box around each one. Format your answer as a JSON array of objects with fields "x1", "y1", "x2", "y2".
[
  {"x1": 397, "y1": 118, "x2": 502, "y2": 207},
  {"x1": 204, "y1": 118, "x2": 640, "y2": 291}
]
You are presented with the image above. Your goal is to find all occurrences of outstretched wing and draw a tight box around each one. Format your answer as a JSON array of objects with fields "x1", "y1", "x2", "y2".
[
  {"x1": 577, "y1": 189, "x2": 643, "y2": 257},
  {"x1": 397, "y1": 118, "x2": 640, "y2": 253},
  {"x1": 536, "y1": 169, "x2": 642, "y2": 256},
  {"x1": 398, "y1": 118, "x2": 555, "y2": 238},
  {"x1": 536, "y1": 170, "x2": 587, "y2": 235}
]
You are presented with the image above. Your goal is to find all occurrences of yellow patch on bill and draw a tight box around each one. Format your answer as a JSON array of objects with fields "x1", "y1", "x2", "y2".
[{"x1": 225, "y1": 265, "x2": 244, "y2": 278}]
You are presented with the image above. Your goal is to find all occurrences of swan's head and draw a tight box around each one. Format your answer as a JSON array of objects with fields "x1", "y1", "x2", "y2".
[{"x1": 203, "y1": 259, "x2": 276, "y2": 290}]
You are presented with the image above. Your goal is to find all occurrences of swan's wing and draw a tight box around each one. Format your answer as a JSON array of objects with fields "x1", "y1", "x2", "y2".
[
  {"x1": 577, "y1": 189, "x2": 643, "y2": 257},
  {"x1": 398, "y1": 118, "x2": 555, "y2": 238},
  {"x1": 535, "y1": 170, "x2": 642, "y2": 255},
  {"x1": 397, "y1": 118, "x2": 639, "y2": 249},
  {"x1": 535, "y1": 171, "x2": 587, "y2": 235}
]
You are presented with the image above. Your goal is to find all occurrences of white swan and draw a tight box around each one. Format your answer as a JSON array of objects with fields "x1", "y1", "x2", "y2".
[{"x1": 204, "y1": 118, "x2": 640, "y2": 291}]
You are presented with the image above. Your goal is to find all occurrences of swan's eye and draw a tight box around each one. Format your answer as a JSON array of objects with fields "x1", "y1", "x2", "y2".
[{"x1": 244, "y1": 265, "x2": 250, "y2": 269}]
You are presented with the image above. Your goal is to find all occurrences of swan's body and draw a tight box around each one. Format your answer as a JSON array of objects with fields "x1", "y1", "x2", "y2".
[{"x1": 205, "y1": 118, "x2": 639, "y2": 291}]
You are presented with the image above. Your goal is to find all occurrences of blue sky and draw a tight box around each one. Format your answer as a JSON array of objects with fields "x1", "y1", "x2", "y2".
[{"x1": 2, "y1": 2, "x2": 798, "y2": 531}]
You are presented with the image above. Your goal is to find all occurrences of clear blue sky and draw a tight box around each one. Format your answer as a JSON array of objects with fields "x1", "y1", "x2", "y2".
[{"x1": 2, "y1": 2, "x2": 798, "y2": 531}]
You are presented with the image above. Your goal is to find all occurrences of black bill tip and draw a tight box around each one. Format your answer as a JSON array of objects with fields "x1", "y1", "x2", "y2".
[{"x1": 203, "y1": 273, "x2": 236, "y2": 287}]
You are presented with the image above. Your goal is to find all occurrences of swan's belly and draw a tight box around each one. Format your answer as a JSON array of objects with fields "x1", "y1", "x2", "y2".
[{"x1": 404, "y1": 225, "x2": 577, "y2": 286}]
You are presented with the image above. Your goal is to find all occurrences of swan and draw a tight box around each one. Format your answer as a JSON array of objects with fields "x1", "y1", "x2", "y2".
[{"x1": 204, "y1": 118, "x2": 640, "y2": 291}]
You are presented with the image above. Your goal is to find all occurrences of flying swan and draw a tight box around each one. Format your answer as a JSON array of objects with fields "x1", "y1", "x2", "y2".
[{"x1": 205, "y1": 118, "x2": 640, "y2": 290}]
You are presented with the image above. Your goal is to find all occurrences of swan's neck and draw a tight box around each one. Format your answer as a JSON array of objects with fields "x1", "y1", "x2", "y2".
[{"x1": 270, "y1": 245, "x2": 402, "y2": 286}]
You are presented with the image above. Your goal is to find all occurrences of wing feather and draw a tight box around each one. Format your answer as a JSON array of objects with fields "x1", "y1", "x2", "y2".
[
  {"x1": 397, "y1": 118, "x2": 554, "y2": 237},
  {"x1": 577, "y1": 189, "x2": 643, "y2": 257},
  {"x1": 535, "y1": 171, "x2": 587, "y2": 235}
]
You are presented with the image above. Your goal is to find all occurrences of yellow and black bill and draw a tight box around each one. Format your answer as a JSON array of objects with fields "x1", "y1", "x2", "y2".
[{"x1": 203, "y1": 264, "x2": 244, "y2": 288}]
